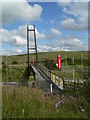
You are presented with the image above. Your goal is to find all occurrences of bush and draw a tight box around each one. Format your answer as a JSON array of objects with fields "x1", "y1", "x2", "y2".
[
  {"x1": 43, "y1": 59, "x2": 57, "y2": 70},
  {"x1": 12, "y1": 61, "x2": 18, "y2": 64},
  {"x1": 2, "y1": 62, "x2": 4, "y2": 64},
  {"x1": 2, "y1": 62, "x2": 6, "y2": 68}
]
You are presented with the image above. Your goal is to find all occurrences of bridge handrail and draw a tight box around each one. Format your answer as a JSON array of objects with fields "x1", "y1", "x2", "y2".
[
  {"x1": 35, "y1": 63, "x2": 64, "y2": 90},
  {"x1": 36, "y1": 63, "x2": 64, "y2": 80},
  {"x1": 38, "y1": 63, "x2": 50, "y2": 72}
]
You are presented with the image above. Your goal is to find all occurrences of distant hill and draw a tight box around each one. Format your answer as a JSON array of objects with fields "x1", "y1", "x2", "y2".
[{"x1": 2, "y1": 51, "x2": 88, "y2": 64}]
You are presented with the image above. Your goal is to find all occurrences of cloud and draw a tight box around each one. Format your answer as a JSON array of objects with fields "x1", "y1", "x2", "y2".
[
  {"x1": 57, "y1": 0, "x2": 72, "y2": 7},
  {"x1": 63, "y1": 2, "x2": 88, "y2": 18},
  {"x1": 35, "y1": 29, "x2": 48, "y2": 39},
  {"x1": 1, "y1": 48, "x2": 25, "y2": 56},
  {"x1": 74, "y1": 0, "x2": 89, "y2": 2},
  {"x1": 1, "y1": 36, "x2": 88, "y2": 56},
  {"x1": 0, "y1": 28, "x2": 16, "y2": 44},
  {"x1": 1, "y1": 25, "x2": 49, "y2": 47},
  {"x1": 37, "y1": 45, "x2": 64, "y2": 53},
  {"x1": 13, "y1": 36, "x2": 26, "y2": 46},
  {"x1": 37, "y1": 37, "x2": 88, "y2": 53},
  {"x1": 53, "y1": 37, "x2": 88, "y2": 51},
  {"x1": 51, "y1": 28, "x2": 62, "y2": 36},
  {"x1": 1, "y1": 25, "x2": 88, "y2": 56},
  {"x1": 2, "y1": 0, "x2": 43, "y2": 24},
  {"x1": 57, "y1": 0, "x2": 89, "y2": 6},
  {"x1": 61, "y1": 2, "x2": 88, "y2": 30},
  {"x1": 50, "y1": 20, "x2": 55, "y2": 24},
  {"x1": 61, "y1": 18, "x2": 87, "y2": 30},
  {"x1": 61, "y1": 38, "x2": 83, "y2": 47},
  {"x1": 1, "y1": 28, "x2": 26, "y2": 46}
]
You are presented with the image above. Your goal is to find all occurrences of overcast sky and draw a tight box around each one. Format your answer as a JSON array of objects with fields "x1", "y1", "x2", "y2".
[{"x1": 0, "y1": 0, "x2": 89, "y2": 55}]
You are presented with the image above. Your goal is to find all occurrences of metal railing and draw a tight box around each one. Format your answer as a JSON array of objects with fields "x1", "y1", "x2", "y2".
[{"x1": 35, "y1": 63, "x2": 64, "y2": 90}]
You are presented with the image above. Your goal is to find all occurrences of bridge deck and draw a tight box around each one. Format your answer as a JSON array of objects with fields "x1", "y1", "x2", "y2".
[{"x1": 31, "y1": 64, "x2": 62, "y2": 94}]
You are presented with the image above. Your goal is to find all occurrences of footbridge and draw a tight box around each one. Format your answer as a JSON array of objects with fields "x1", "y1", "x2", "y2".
[
  {"x1": 24, "y1": 25, "x2": 64, "y2": 92},
  {"x1": 31, "y1": 63, "x2": 64, "y2": 93},
  {"x1": 16, "y1": 25, "x2": 85, "y2": 92}
]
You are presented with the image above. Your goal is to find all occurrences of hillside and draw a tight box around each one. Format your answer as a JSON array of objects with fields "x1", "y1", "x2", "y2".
[{"x1": 2, "y1": 51, "x2": 88, "y2": 64}]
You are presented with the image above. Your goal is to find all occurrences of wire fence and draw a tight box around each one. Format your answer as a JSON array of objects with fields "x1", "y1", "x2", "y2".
[{"x1": 35, "y1": 63, "x2": 88, "y2": 92}]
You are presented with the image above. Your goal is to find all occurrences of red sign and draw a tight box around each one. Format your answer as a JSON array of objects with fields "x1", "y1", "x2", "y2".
[{"x1": 57, "y1": 55, "x2": 62, "y2": 69}]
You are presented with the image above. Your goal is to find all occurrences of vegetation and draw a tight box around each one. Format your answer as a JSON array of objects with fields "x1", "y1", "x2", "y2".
[
  {"x1": 2, "y1": 85, "x2": 89, "y2": 118},
  {"x1": 52, "y1": 69, "x2": 79, "y2": 80},
  {"x1": 43, "y1": 59, "x2": 57, "y2": 70},
  {"x1": 2, "y1": 51, "x2": 88, "y2": 65},
  {"x1": 61, "y1": 58, "x2": 88, "y2": 66},
  {"x1": 12, "y1": 61, "x2": 18, "y2": 64},
  {"x1": 2, "y1": 51, "x2": 89, "y2": 118},
  {"x1": 2, "y1": 62, "x2": 4, "y2": 65},
  {"x1": 2, "y1": 65, "x2": 26, "y2": 82},
  {"x1": 52, "y1": 65, "x2": 88, "y2": 80},
  {"x1": 20, "y1": 65, "x2": 35, "y2": 85}
]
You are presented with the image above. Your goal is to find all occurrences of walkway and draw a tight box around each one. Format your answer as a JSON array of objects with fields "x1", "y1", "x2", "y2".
[{"x1": 31, "y1": 64, "x2": 62, "y2": 94}]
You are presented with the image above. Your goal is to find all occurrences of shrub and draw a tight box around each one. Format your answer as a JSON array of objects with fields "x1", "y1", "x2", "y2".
[
  {"x1": 2, "y1": 62, "x2": 4, "y2": 64},
  {"x1": 12, "y1": 61, "x2": 18, "y2": 64},
  {"x1": 43, "y1": 59, "x2": 57, "y2": 70}
]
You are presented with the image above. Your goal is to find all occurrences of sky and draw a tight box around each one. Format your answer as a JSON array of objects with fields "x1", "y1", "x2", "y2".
[{"x1": 0, "y1": 0, "x2": 89, "y2": 55}]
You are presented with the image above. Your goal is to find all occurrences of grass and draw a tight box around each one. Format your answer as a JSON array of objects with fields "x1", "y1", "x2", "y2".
[
  {"x1": 52, "y1": 68, "x2": 79, "y2": 80},
  {"x1": 2, "y1": 85, "x2": 89, "y2": 118},
  {"x1": 2, "y1": 64, "x2": 26, "y2": 82},
  {"x1": 1, "y1": 51, "x2": 89, "y2": 118},
  {"x1": 52, "y1": 63, "x2": 88, "y2": 80},
  {"x1": 2, "y1": 64, "x2": 35, "y2": 82},
  {"x1": 2, "y1": 51, "x2": 88, "y2": 65},
  {"x1": 2, "y1": 51, "x2": 88, "y2": 82}
]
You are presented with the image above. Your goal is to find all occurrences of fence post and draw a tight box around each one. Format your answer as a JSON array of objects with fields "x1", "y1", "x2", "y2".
[
  {"x1": 81, "y1": 53, "x2": 83, "y2": 71},
  {"x1": 59, "y1": 78, "x2": 60, "y2": 86},
  {"x1": 72, "y1": 58, "x2": 75, "y2": 92},
  {"x1": 55, "y1": 75, "x2": 56, "y2": 83},
  {"x1": 11, "y1": 66, "x2": 12, "y2": 81},
  {"x1": 65, "y1": 55, "x2": 67, "y2": 69},
  {"x1": 6, "y1": 56, "x2": 8, "y2": 82},
  {"x1": 50, "y1": 84, "x2": 52, "y2": 93},
  {"x1": 63, "y1": 78, "x2": 65, "y2": 92},
  {"x1": 50, "y1": 70, "x2": 51, "y2": 80}
]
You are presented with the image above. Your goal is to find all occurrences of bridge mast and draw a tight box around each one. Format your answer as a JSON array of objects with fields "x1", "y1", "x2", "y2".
[
  {"x1": 33, "y1": 24, "x2": 38, "y2": 63},
  {"x1": 27, "y1": 25, "x2": 29, "y2": 69},
  {"x1": 27, "y1": 25, "x2": 38, "y2": 68}
]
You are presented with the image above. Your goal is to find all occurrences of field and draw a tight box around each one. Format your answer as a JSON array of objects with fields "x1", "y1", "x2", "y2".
[
  {"x1": 1, "y1": 51, "x2": 90, "y2": 118},
  {"x1": 2, "y1": 51, "x2": 88, "y2": 82},
  {"x1": 2, "y1": 51, "x2": 88, "y2": 64},
  {"x1": 2, "y1": 85, "x2": 89, "y2": 118}
]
